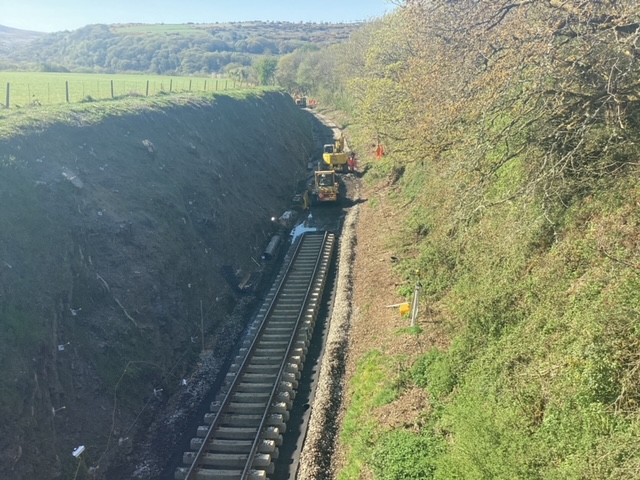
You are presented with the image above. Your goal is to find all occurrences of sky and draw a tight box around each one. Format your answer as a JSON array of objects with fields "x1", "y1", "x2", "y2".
[{"x1": 1, "y1": 0, "x2": 396, "y2": 33}]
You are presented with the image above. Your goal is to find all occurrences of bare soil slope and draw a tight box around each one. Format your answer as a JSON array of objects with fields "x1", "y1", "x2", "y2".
[{"x1": 0, "y1": 91, "x2": 313, "y2": 479}]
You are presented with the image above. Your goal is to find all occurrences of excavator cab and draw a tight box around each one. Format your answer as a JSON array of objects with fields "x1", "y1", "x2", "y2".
[
  {"x1": 317, "y1": 172, "x2": 335, "y2": 187},
  {"x1": 322, "y1": 134, "x2": 348, "y2": 172}
]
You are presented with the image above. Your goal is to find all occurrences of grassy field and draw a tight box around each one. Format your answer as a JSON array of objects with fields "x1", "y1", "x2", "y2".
[{"x1": 0, "y1": 72, "x2": 246, "y2": 108}]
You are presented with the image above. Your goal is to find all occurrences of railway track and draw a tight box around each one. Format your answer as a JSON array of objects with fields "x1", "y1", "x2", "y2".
[{"x1": 175, "y1": 231, "x2": 336, "y2": 480}]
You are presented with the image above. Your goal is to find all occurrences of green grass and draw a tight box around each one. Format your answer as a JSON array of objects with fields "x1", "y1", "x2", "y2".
[
  {"x1": 338, "y1": 350, "x2": 400, "y2": 480},
  {"x1": 0, "y1": 71, "x2": 247, "y2": 108},
  {"x1": 426, "y1": 189, "x2": 640, "y2": 477},
  {"x1": 371, "y1": 428, "x2": 443, "y2": 479},
  {"x1": 0, "y1": 85, "x2": 275, "y2": 138},
  {"x1": 338, "y1": 348, "x2": 447, "y2": 480}
]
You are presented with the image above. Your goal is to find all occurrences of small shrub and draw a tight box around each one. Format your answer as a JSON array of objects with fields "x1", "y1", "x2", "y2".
[
  {"x1": 371, "y1": 429, "x2": 444, "y2": 480},
  {"x1": 578, "y1": 341, "x2": 621, "y2": 406},
  {"x1": 411, "y1": 348, "x2": 457, "y2": 401}
]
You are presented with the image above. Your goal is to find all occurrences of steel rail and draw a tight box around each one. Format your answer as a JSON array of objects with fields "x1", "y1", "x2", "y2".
[
  {"x1": 178, "y1": 231, "x2": 333, "y2": 480},
  {"x1": 182, "y1": 235, "x2": 306, "y2": 479},
  {"x1": 238, "y1": 231, "x2": 331, "y2": 479}
]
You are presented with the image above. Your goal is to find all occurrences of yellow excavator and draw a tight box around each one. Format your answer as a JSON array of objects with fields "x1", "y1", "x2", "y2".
[
  {"x1": 322, "y1": 134, "x2": 348, "y2": 172},
  {"x1": 310, "y1": 170, "x2": 339, "y2": 204}
]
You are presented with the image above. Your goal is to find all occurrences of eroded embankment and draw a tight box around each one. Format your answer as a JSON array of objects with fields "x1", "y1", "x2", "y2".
[{"x1": 0, "y1": 91, "x2": 313, "y2": 479}]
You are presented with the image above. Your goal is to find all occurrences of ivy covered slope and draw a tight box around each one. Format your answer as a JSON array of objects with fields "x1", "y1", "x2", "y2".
[{"x1": 304, "y1": 1, "x2": 640, "y2": 478}]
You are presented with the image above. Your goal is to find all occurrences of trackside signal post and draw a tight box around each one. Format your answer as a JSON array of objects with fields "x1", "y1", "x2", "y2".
[{"x1": 410, "y1": 282, "x2": 422, "y2": 327}]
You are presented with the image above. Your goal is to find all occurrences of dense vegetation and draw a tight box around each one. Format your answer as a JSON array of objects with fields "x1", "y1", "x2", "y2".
[
  {"x1": 0, "y1": 22, "x2": 357, "y2": 79},
  {"x1": 290, "y1": 1, "x2": 640, "y2": 478}
]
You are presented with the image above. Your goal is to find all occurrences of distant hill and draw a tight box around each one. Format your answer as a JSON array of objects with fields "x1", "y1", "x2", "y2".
[
  {"x1": 0, "y1": 21, "x2": 359, "y2": 75},
  {"x1": 0, "y1": 25, "x2": 45, "y2": 54}
]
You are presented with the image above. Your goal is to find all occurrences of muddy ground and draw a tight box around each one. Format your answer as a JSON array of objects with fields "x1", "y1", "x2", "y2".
[{"x1": 0, "y1": 91, "x2": 338, "y2": 479}]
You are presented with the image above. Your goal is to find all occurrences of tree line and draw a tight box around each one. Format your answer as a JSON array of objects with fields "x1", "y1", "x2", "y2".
[
  {"x1": 297, "y1": 0, "x2": 640, "y2": 213},
  {"x1": 0, "y1": 22, "x2": 357, "y2": 78}
]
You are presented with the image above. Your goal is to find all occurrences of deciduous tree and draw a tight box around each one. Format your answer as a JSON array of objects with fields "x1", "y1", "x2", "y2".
[{"x1": 253, "y1": 56, "x2": 278, "y2": 85}]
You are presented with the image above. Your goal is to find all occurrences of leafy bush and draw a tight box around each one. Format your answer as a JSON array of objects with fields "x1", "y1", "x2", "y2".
[{"x1": 411, "y1": 348, "x2": 456, "y2": 402}]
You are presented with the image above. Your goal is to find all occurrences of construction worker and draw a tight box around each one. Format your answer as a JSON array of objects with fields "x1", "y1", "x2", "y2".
[{"x1": 347, "y1": 152, "x2": 357, "y2": 172}]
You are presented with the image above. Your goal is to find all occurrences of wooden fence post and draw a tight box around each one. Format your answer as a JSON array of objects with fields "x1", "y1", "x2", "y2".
[
  {"x1": 169, "y1": 79, "x2": 173, "y2": 92},
  {"x1": 225, "y1": 80, "x2": 228, "y2": 90},
  {"x1": 110, "y1": 80, "x2": 114, "y2": 99},
  {"x1": 204, "y1": 80, "x2": 207, "y2": 91},
  {"x1": 5, "y1": 83, "x2": 10, "y2": 108},
  {"x1": 65, "y1": 81, "x2": 70, "y2": 103},
  {"x1": 146, "y1": 80, "x2": 149, "y2": 97},
  {"x1": 216, "y1": 80, "x2": 219, "y2": 91},
  {"x1": 189, "y1": 80, "x2": 192, "y2": 92}
]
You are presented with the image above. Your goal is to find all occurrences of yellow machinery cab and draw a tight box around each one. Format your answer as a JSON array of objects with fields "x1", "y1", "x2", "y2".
[
  {"x1": 322, "y1": 135, "x2": 348, "y2": 172},
  {"x1": 313, "y1": 170, "x2": 339, "y2": 202}
]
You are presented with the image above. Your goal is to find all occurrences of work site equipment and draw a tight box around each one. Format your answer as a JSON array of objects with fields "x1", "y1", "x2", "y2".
[
  {"x1": 322, "y1": 134, "x2": 349, "y2": 172},
  {"x1": 310, "y1": 170, "x2": 339, "y2": 203}
]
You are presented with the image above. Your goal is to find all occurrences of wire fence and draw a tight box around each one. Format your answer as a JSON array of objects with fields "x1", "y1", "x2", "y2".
[{"x1": 3, "y1": 77, "x2": 252, "y2": 108}]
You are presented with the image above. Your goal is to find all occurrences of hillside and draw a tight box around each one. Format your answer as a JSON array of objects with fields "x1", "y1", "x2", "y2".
[
  {"x1": 0, "y1": 90, "x2": 316, "y2": 479},
  {"x1": 0, "y1": 21, "x2": 359, "y2": 75},
  {"x1": 0, "y1": 24, "x2": 45, "y2": 55}
]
